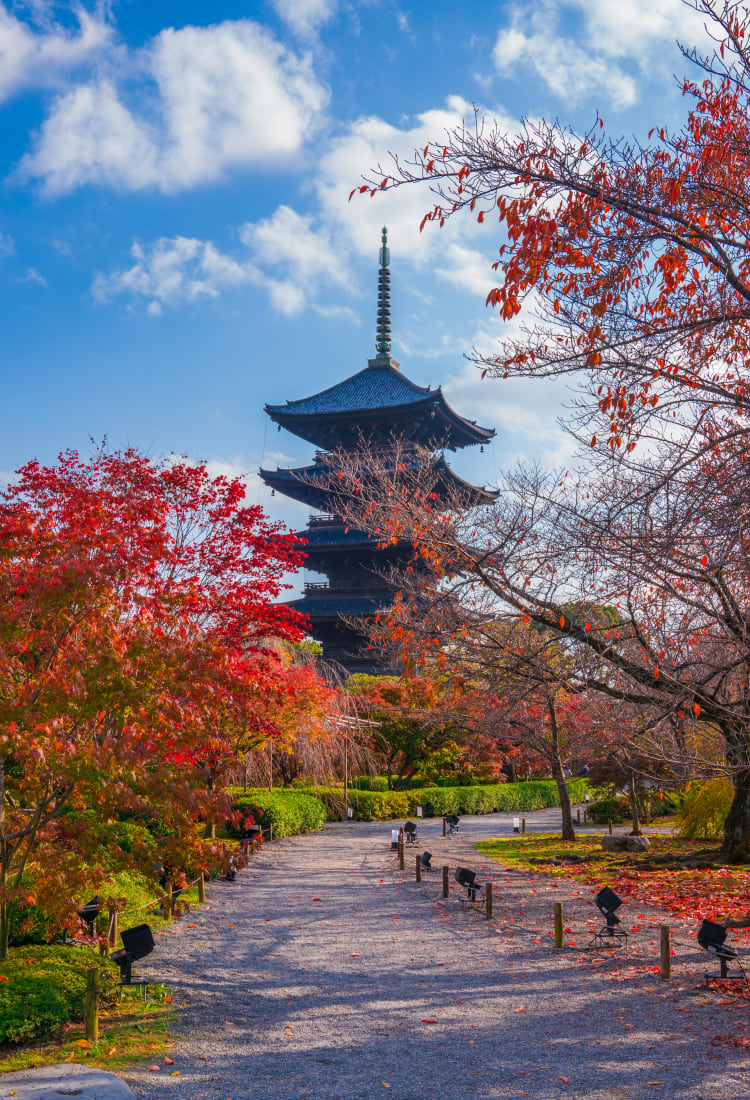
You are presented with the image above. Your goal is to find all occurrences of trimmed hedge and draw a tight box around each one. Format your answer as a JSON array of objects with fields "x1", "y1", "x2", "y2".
[
  {"x1": 0, "y1": 946, "x2": 117, "y2": 1044},
  {"x1": 587, "y1": 795, "x2": 629, "y2": 824},
  {"x1": 231, "y1": 790, "x2": 326, "y2": 838},
  {"x1": 311, "y1": 779, "x2": 589, "y2": 822}
]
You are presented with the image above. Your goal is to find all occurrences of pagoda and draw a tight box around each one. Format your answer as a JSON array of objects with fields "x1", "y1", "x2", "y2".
[{"x1": 260, "y1": 228, "x2": 496, "y2": 673}]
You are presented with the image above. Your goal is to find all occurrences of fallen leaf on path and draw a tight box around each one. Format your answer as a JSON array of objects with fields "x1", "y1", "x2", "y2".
[
  {"x1": 75, "y1": 1040, "x2": 91, "y2": 1049},
  {"x1": 557, "y1": 1076, "x2": 569, "y2": 1083},
  {"x1": 421, "y1": 1019, "x2": 438, "y2": 1024},
  {"x1": 147, "y1": 1065, "x2": 161, "y2": 1071},
  {"x1": 164, "y1": 1057, "x2": 175, "y2": 1065}
]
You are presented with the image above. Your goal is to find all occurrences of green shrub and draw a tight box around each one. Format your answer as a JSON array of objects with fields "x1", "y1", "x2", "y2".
[
  {"x1": 680, "y1": 778, "x2": 734, "y2": 839},
  {"x1": 230, "y1": 791, "x2": 326, "y2": 838},
  {"x1": 587, "y1": 796, "x2": 629, "y2": 824},
  {"x1": 349, "y1": 776, "x2": 390, "y2": 792},
  {"x1": 0, "y1": 946, "x2": 117, "y2": 1044},
  {"x1": 6, "y1": 877, "x2": 57, "y2": 948},
  {"x1": 309, "y1": 779, "x2": 589, "y2": 821}
]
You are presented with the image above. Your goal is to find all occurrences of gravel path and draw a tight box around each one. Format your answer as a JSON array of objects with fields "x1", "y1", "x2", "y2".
[{"x1": 125, "y1": 808, "x2": 750, "y2": 1100}]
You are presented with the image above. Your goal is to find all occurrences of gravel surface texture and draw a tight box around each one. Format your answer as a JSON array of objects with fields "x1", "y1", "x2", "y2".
[{"x1": 123, "y1": 807, "x2": 749, "y2": 1099}]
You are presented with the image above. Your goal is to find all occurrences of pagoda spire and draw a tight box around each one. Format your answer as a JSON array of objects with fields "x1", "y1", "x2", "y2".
[{"x1": 369, "y1": 227, "x2": 398, "y2": 369}]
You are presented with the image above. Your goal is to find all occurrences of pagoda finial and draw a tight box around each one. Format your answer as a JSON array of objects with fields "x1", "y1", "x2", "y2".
[
  {"x1": 368, "y1": 226, "x2": 398, "y2": 369},
  {"x1": 376, "y1": 226, "x2": 391, "y2": 356}
]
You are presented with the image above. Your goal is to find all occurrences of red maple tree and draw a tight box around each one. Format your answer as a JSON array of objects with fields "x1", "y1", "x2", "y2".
[{"x1": 0, "y1": 447, "x2": 307, "y2": 958}]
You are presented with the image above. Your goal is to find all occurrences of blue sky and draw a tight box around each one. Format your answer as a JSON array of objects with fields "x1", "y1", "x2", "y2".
[{"x1": 0, "y1": 0, "x2": 712, "y2": 560}]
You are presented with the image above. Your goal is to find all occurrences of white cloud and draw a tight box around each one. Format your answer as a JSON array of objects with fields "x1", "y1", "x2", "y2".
[
  {"x1": 20, "y1": 266, "x2": 47, "y2": 286},
  {"x1": 0, "y1": 2, "x2": 111, "y2": 104},
  {"x1": 91, "y1": 224, "x2": 349, "y2": 318},
  {"x1": 23, "y1": 79, "x2": 160, "y2": 193},
  {"x1": 91, "y1": 94, "x2": 519, "y2": 318},
  {"x1": 21, "y1": 19, "x2": 329, "y2": 194},
  {"x1": 312, "y1": 303, "x2": 360, "y2": 323},
  {"x1": 271, "y1": 0, "x2": 337, "y2": 37},
  {"x1": 91, "y1": 236, "x2": 261, "y2": 313},
  {"x1": 315, "y1": 96, "x2": 517, "y2": 266},
  {"x1": 435, "y1": 243, "x2": 497, "y2": 297},
  {"x1": 241, "y1": 205, "x2": 350, "y2": 289},
  {"x1": 239, "y1": 204, "x2": 352, "y2": 311},
  {"x1": 492, "y1": 0, "x2": 706, "y2": 109},
  {"x1": 444, "y1": 357, "x2": 577, "y2": 469},
  {"x1": 0, "y1": 231, "x2": 14, "y2": 257}
]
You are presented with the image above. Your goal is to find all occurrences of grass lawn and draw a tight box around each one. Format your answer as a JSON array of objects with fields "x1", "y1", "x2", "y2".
[
  {"x1": 0, "y1": 864, "x2": 217, "y2": 1076},
  {"x1": 476, "y1": 833, "x2": 750, "y2": 922},
  {"x1": 0, "y1": 983, "x2": 175, "y2": 1076}
]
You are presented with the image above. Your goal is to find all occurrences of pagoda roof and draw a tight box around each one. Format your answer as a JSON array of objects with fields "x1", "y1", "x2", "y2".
[
  {"x1": 265, "y1": 363, "x2": 494, "y2": 452},
  {"x1": 286, "y1": 592, "x2": 394, "y2": 619},
  {"x1": 260, "y1": 454, "x2": 498, "y2": 511},
  {"x1": 299, "y1": 525, "x2": 377, "y2": 549}
]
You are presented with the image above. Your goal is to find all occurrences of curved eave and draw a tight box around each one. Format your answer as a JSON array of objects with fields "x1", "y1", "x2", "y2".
[
  {"x1": 296, "y1": 526, "x2": 378, "y2": 551},
  {"x1": 261, "y1": 459, "x2": 497, "y2": 510},
  {"x1": 259, "y1": 465, "x2": 329, "y2": 509},
  {"x1": 434, "y1": 458, "x2": 499, "y2": 506},
  {"x1": 286, "y1": 593, "x2": 395, "y2": 619},
  {"x1": 266, "y1": 391, "x2": 494, "y2": 451}
]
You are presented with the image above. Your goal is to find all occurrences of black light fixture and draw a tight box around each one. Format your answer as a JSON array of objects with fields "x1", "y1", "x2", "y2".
[
  {"x1": 110, "y1": 923, "x2": 155, "y2": 985},
  {"x1": 446, "y1": 814, "x2": 461, "y2": 835},
  {"x1": 697, "y1": 919, "x2": 746, "y2": 982},
  {"x1": 421, "y1": 851, "x2": 433, "y2": 871},
  {"x1": 454, "y1": 867, "x2": 484, "y2": 905},
  {"x1": 593, "y1": 886, "x2": 628, "y2": 948},
  {"x1": 76, "y1": 897, "x2": 100, "y2": 936}
]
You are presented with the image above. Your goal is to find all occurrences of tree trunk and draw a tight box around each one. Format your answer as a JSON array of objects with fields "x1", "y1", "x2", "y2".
[
  {"x1": 0, "y1": 756, "x2": 8, "y2": 961},
  {"x1": 0, "y1": 900, "x2": 9, "y2": 963},
  {"x1": 722, "y1": 768, "x2": 750, "y2": 860},
  {"x1": 628, "y1": 771, "x2": 642, "y2": 835},
  {"x1": 547, "y1": 697, "x2": 575, "y2": 842}
]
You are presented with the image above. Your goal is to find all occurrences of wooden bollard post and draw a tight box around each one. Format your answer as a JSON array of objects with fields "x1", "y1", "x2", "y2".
[
  {"x1": 198, "y1": 872, "x2": 206, "y2": 904},
  {"x1": 660, "y1": 925, "x2": 671, "y2": 979},
  {"x1": 485, "y1": 882, "x2": 493, "y2": 920},
  {"x1": 416, "y1": 853, "x2": 422, "y2": 883},
  {"x1": 164, "y1": 883, "x2": 173, "y2": 922},
  {"x1": 442, "y1": 865, "x2": 449, "y2": 899},
  {"x1": 442, "y1": 815, "x2": 447, "y2": 837},
  {"x1": 398, "y1": 833, "x2": 405, "y2": 871},
  {"x1": 583, "y1": 808, "x2": 587, "y2": 824},
  {"x1": 242, "y1": 838, "x2": 249, "y2": 858},
  {"x1": 521, "y1": 818, "x2": 526, "y2": 835},
  {"x1": 85, "y1": 968, "x2": 100, "y2": 1042},
  {"x1": 576, "y1": 808, "x2": 581, "y2": 824},
  {"x1": 107, "y1": 907, "x2": 118, "y2": 949},
  {"x1": 608, "y1": 819, "x2": 613, "y2": 835},
  {"x1": 269, "y1": 823, "x2": 274, "y2": 842},
  {"x1": 554, "y1": 901, "x2": 564, "y2": 948}
]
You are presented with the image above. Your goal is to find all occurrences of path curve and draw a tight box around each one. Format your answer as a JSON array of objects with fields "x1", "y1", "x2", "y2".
[{"x1": 125, "y1": 807, "x2": 747, "y2": 1099}]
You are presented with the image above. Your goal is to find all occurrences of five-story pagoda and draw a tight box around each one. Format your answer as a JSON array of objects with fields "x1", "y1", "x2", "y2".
[{"x1": 260, "y1": 229, "x2": 496, "y2": 672}]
